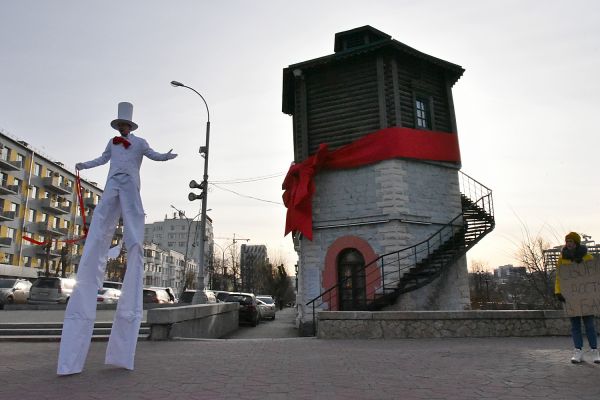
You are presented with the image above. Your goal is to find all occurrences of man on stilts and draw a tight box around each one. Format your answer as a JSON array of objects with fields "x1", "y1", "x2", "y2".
[{"x1": 57, "y1": 102, "x2": 177, "y2": 375}]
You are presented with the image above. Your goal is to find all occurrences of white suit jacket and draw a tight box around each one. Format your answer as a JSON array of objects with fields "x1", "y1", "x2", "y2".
[{"x1": 77, "y1": 134, "x2": 174, "y2": 190}]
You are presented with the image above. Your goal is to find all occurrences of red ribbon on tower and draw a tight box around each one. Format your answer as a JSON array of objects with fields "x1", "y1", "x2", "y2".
[{"x1": 282, "y1": 127, "x2": 462, "y2": 240}]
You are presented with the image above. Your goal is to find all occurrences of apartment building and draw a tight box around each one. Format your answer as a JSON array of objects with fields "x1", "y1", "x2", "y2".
[
  {"x1": 0, "y1": 130, "x2": 110, "y2": 278},
  {"x1": 144, "y1": 212, "x2": 214, "y2": 287},
  {"x1": 239, "y1": 244, "x2": 268, "y2": 293},
  {"x1": 142, "y1": 242, "x2": 198, "y2": 291}
]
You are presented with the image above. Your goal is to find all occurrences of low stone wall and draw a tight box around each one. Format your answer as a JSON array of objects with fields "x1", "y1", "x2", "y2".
[
  {"x1": 147, "y1": 303, "x2": 238, "y2": 340},
  {"x1": 316, "y1": 310, "x2": 600, "y2": 339}
]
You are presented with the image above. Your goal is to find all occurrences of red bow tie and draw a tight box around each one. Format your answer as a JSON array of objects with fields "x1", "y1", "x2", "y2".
[{"x1": 113, "y1": 136, "x2": 131, "y2": 149}]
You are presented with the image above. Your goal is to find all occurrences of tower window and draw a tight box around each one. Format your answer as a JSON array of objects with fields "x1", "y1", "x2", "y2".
[{"x1": 415, "y1": 96, "x2": 432, "y2": 129}]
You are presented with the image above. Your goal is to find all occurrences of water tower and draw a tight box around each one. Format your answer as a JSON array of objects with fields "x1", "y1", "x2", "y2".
[{"x1": 282, "y1": 26, "x2": 494, "y2": 334}]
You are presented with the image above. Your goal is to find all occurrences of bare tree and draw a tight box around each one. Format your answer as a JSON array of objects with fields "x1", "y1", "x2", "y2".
[{"x1": 516, "y1": 233, "x2": 558, "y2": 308}]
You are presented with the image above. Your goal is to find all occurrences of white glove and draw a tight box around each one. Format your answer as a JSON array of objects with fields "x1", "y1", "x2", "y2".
[
  {"x1": 75, "y1": 162, "x2": 84, "y2": 170},
  {"x1": 167, "y1": 149, "x2": 178, "y2": 159}
]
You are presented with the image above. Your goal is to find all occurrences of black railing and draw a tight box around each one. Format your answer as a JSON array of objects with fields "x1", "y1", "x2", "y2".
[{"x1": 305, "y1": 171, "x2": 494, "y2": 334}]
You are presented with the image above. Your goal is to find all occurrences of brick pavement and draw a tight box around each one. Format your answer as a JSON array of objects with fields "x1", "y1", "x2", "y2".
[{"x1": 2, "y1": 336, "x2": 600, "y2": 399}]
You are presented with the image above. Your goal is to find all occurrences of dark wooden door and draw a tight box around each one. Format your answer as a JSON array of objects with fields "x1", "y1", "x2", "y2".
[{"x1": 338, "y1": 249, "x2": 366, "y2": 310}]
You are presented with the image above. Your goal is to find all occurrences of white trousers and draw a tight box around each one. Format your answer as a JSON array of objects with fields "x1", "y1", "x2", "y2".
[{"x1": 57, "y1": 174, "x2": 145, "y2": 375}]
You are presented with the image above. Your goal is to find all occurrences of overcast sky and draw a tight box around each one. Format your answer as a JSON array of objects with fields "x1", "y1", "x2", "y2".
[{"x1": 2, "y1": 0, "x2": 599, "y2": 272}]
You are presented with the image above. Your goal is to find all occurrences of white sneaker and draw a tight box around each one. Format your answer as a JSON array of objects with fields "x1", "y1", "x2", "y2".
[
  {"x1": 571, "y1": 348, "x2": 584, "y2": 363},
  {"x1": 591, "y1": 349, "x2": 600, "y2": 364}
]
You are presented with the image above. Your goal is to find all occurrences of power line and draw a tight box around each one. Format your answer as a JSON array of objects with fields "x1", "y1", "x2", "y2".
[
  {"x1": 210, "y1": 183, "x2": 283, "y2": 205},
  {"x1": 210, "y1": 172, "x2": 285, "y2": 185}
]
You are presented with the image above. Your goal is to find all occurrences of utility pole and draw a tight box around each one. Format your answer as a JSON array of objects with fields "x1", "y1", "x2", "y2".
[{"x1": 216, "y1": 234, "x2": 250, "y2": 292}]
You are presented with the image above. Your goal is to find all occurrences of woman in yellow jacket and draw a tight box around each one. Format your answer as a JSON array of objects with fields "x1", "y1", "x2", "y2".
[{"x1": 555, "y1": 232, "x2": 600, "y2": 363}]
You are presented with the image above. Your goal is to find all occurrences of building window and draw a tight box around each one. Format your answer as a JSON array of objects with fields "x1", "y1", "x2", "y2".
[
  {"x1": 34, "y1": 163, "x2": 41, "y2": 176},
  {"x1": 46, "y1": 169, "x2": 54, "y2": 178},
  {"x1": 30, "y1": 186, "x2": 38, "y2": 199},
  {"x1": 6, "y1": 227, "x2": 15, "y2": 239},
  {"x1": 17, "y1": 153, "x2": 25, "y2": 165},
  {"x1": 41, "y1": 212, "x2": 49, "y2": 222},
  {"x1": 10, "y1": 202, "x2": 19, "y2": 214},
  {"x1": 415, "y1": 96, "x2": 432, "y2": 129},
  {"x1": 27, "y1": 209, "x2": 36, "y2": 222},
  {"x1": 23, "y1": 256, "x2": 31, "y2": 267}
]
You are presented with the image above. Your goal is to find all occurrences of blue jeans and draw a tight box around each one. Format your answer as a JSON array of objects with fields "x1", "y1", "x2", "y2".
[{"x1": 570, "y1": 315, "x2": 598, "y2": 349}]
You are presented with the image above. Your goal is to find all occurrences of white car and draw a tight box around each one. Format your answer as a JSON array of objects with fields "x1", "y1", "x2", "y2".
[
  {"x1": 97, "y1": 288, "x2": 122, "y2": 304},
  {"x1": 256, "y1": 296, "x2": 276, "y2": 320},
  {"x1": 0, "y1": 278, "x2": 32, "y2": 306}
]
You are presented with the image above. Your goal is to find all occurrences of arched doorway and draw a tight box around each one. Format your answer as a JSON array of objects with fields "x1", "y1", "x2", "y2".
[{"x1": 338, "y1": 248, "x2": 366, "y2": 310}]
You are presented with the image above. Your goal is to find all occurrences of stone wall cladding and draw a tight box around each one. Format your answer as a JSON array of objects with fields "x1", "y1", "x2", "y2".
[
  {"x1": 316, "y1": 311, "x2": 599, "y2": 339},
  {"x1": 298, "y1": 158, "x2": 467, "y2": 325}
]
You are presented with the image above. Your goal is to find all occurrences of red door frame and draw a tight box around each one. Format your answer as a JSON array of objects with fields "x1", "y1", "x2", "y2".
[{"x1": 322, "y1": 236, "x2": 379, "y2": 311}]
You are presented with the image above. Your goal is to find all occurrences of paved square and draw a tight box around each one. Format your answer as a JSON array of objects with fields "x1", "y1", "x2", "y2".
[{"x1": 2, "y1": 336, "x2": 600, "y2": 399}]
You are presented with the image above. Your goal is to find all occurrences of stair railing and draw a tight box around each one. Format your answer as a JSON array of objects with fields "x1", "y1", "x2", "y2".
[{"x1": 305, "y1": 171, "x2": 494, "y2": 335}]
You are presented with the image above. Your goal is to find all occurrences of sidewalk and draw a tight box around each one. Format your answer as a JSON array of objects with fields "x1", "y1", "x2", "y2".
[{"x1": 2, "y1": 336, "x2": 600, "y2": 399}]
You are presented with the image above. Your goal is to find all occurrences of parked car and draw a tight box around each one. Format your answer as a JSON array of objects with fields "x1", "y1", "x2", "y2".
[
  {"x1": 179, "y1": 289, "x2": 216, "y2": 304},
  {"x1": 142, "y1": 287, "x2": 175, "y2": 304},
  {"x1": 28, "y1": 277, "x2": 76, "y2": 304},
  {"x1": 0, "y1": 278, "x2": 32, "y2": 306},
  {"x1": 97, "y1": 288, "x2": 122, "y2": 304},
  {"x1": 225, "y1": 292, "x2": 260, "y2": 327},
  {"x1": 256, "y1": 296, "x2": 276, "y2": 320},
  {"x1": 213, "y1": 290, "x2": 230, "y2": 302},
  {"x1": 102, "y1": 281, "x2": 123, "y2": 290},
  {"x1": 164, "y1": 287, "x2": 178, "y2": 303}
]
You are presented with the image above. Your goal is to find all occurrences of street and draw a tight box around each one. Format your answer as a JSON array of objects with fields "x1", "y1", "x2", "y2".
[{"x1": 223, "y1": 306, "x2": 298, "y2": 339}]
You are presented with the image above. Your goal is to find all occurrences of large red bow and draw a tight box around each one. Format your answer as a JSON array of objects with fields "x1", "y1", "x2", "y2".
[
  {"x1": 113, "y1": 136, "x2": 131, "y2": 149},
  {"x1": 282, "y1": 127, "x2": 462, "y2": 240}
]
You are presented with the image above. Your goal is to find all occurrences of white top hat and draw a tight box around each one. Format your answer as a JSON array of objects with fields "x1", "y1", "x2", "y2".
[{"x1": 110, "y1": 102, "x2": 138, "y2": 131}]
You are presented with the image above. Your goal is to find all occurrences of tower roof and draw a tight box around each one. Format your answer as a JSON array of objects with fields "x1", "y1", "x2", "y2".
[{"x1": 283, "y1": 26, "x2": 465, "y2": 114}]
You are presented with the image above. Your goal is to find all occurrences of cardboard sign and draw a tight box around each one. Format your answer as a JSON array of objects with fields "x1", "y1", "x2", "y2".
[{"x1": 558, "y1": 258, "x2": 600, "y2": 317}]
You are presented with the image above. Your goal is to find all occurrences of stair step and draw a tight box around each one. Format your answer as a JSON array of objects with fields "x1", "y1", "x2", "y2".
[{"x1": 0, "y1": 334, "x2": 149, "y2": 343}]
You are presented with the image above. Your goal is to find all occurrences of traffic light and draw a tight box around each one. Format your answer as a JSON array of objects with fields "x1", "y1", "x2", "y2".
[{"x1": 189, "y1": 180, "x2": 205, "y2": 201}]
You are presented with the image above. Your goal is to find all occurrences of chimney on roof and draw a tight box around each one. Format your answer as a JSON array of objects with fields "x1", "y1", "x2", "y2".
[{"x1": 334, "y1": 25, "x2": 391, "y2": 53}]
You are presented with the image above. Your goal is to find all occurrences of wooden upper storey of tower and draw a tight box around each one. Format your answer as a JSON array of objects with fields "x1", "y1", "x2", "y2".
[{"x1": 282, "y1": 26, "x2": 465, "y2": 162}]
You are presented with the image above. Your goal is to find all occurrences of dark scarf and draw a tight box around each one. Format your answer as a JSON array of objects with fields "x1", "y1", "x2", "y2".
[{"x1": 561, "y1": 244, "x2": 588, "y2": 263}]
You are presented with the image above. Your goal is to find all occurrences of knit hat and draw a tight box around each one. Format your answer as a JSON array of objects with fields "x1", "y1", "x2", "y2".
[{"x1": 565, "y1": 232, "x2": 581, "y2": 245}]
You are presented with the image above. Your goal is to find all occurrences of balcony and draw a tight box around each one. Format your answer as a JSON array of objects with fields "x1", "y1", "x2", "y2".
[
  {"x1": 35, "y1": 221, "x2": 69, "y2": 236},
  {"x1": 42, "y1": 176, "x2": 72, "y2": 195},
  {"x1": 36, "y1": 246, "x2": 61, "y2": 259},
  {"x1": 0, "y1": 210, "x2": 16, "y2": 222},
  {"x1": 0, "y1": 158, "x2": 22, "y2": 171},
  {"x1": 84, "y1": 197, "x2": 97, "y2": 210},
  {"x1": 40, "y1": 198, "x2": 71, "y2": 215},
  {"x1": 0, "y1": 183, "x2": 20, "y2": 196},
  {"x1": 0, "y1": 237, "x2": 12, "y2": 247}
]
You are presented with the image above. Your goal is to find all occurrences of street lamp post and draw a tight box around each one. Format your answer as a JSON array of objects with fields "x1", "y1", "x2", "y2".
[
  {"x1": 170, "y1": 205, "x2": 201, "y2": 296},
  {"x1": 171, "y1": 80, "x2": 210, "y2": 305}
]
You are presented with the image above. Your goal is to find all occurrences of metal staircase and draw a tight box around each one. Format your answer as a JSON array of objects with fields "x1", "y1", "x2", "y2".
[{"x1": 306, "y1": 171, "x2": 495, "y2": 318}]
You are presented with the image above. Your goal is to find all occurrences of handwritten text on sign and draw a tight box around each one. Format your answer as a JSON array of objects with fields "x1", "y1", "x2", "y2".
[{"x1": 558, "y1": 258, "x2": 600, "y2": 317}]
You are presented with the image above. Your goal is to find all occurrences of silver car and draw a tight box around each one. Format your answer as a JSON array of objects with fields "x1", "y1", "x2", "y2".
[
  {"x1": 97, "y1": 288, "x2": 122, "y2": 304},
  {"x1": 0, "y1": 278, "x2": 32, "y2": 306},
  {"x1": 28, "y1": 277, "x2": 76, "y2": 304},
  {"x1": 256, "y1": 295, "x2": 276, "y2": 320}
]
